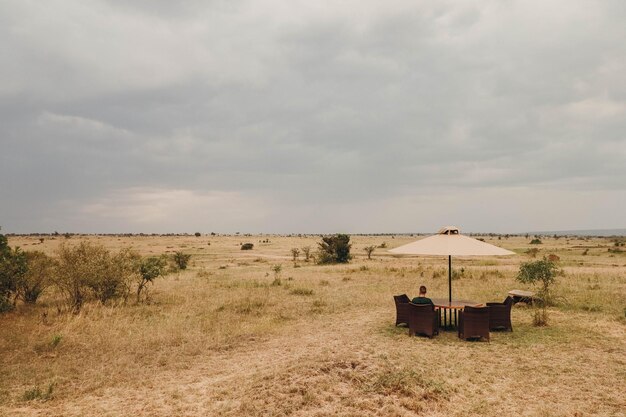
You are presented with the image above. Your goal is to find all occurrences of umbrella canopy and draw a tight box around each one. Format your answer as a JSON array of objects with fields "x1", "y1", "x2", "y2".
[{"x1": 389, "y1": 226, "x2": 515, "y2": 301}]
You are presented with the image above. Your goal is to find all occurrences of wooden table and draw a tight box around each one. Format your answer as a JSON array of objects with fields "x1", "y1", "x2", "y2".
[
  {"x1": 508, "y1": 289, "x2": 536, "y2": 304},
  {"x1": 431, "y1": 298, "x2": 482, "y2": 330}
]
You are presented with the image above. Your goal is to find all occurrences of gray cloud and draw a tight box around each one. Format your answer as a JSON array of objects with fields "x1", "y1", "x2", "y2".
[{"x1": 1, "y1": 0, "x2": 625, "y2": 233}]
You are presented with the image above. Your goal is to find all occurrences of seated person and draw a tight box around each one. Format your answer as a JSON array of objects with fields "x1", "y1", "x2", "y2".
[{"x1": 412, "y1": 285, "x2": 433, "y2": 305}]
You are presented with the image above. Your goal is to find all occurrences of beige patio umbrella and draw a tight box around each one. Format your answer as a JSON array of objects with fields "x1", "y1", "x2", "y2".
[{"x1": 389, "y1": 226, "x2": 515, "y2": 302}]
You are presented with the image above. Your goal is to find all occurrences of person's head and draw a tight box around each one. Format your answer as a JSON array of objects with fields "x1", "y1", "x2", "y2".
[{"x1": 419, "y1": 285, "x2": 427, "y2": 296}]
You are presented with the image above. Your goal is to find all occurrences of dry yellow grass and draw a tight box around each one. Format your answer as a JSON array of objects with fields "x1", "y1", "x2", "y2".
[{"x1": 1, "y1": 234, "x2": 625, "y2": 416}]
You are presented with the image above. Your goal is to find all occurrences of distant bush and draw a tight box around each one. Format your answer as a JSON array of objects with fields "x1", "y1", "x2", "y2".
[
  {"x1": 301, "y1": 246, "x2": 311, "y2": 262},
  {"x1": 290, "y1": 248, "x2": 300, "y2": 262},
  {"x1": 530, "y1": 239, "x2": 542, "y2": 245},
  {"x1": 317, "y1": 234, "x2": 352, "y2": 264},
  {"x1": 194, "y1": 232, "x2": 201, "y2": 237},
  {"x1": 173, "y1": 251, "x2": 191, "y2": 269},
  {"x1": 241, "y1": 243, "x2": 254, "y2": 250},
  {"x1": 517, "y1": 257, "x2": 559, "y2": 300}
]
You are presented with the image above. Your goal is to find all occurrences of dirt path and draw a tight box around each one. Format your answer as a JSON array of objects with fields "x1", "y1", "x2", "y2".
[{"x1": 11, "y1": 308, "x2": 390, "y2": 417}]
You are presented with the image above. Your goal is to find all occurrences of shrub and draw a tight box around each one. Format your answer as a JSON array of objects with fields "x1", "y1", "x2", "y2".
[
  {"x1": 136, "y1": 255, "x2": 167, "y2": 302},
  {"x1": 0, "y1": 236, "x2": 28, "y2": 311},
  {"x1": 516, "y1": 257, "x2": 559, "y2": 300},
  {"x1": 173, "y1": 251, "x2": 191, "y2": 269},
  {"x1": 18, "y1": 251, "x2": 55, "y2": 304},
  {"x1": 89, "y1": 248, "x2": 138, "y2": 304},
  {"x1": 301, "y1": 246, "x2": 311, "y2": 262},
  {"x1": 317, "y1": 234, "x2": 352, "y2": 264},
  {"x1": 530, "y1": 239, "x2": 542, "y2": 244},
  {"x1": 364, "y1": 246, "x2": 376, "y2": 260},
  {"x1": 271, "y1": 264, "x2": 282, "y2": 280},
  {"x1": 241, "y1": 243, "x2": 254, "y2": 250},
  {"x1": 290, "y1": 248, "x2": 300, "y2": 262},
  {"x1": 517, "y1": 257, "x2": 560, "y2": 326},
  {"x1": 54, "y1": 242, "x2": 138, "y2": 311},
  {"x1": 194, "y1": 232, "x2": 201, "y2": 237}
]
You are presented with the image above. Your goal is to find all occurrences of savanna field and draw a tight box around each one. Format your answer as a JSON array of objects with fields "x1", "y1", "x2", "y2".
[{"x1": 1, "y1": 234, "x2": 625, "y2": 417}]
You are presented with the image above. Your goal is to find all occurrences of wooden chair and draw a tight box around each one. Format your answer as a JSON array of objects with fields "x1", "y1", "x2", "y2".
[
  {"x1": 393, "y1": 294, "x2": 411, "y2": 327},
  {"x1": 458, "y1": 306, "x2": 490, "y2": 341},
  {"x1": 486, "y1": 296, "x2": 514, "y2": 331},
  {"x1": 407, "y1": 303, "x2": 439, "y2": 338}
]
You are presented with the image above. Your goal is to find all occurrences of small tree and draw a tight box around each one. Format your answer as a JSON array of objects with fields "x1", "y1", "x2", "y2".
[
  {"x1": 173, "y1": 251, "x2": 191, "y2": 270},
  {"x1": 137, "y1": 256, "x2": 167, "y2": 302},
  {"x1": 317, "y1": 234, "x2": 352, "y2": 264},
  {"x1": 290, "y1": 248, "x2": 300, "y2": 263},
  {"x1": 516, "y1": 257, "x2": 560, "y2": 326},
  {"x1": 301, "y1": 246, "x2": 311, "y2": 262},
  {"x1": 364, "y1": 246, "x2": 376, "y2": 260},
  {"x1": 0, "y1": 237, "x2": 28, "y2": 311}
]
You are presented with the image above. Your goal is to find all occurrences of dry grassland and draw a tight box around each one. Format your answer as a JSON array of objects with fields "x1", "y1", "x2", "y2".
[{"x1": 1, "y1": 234, "x2": 625, "y2": 416}]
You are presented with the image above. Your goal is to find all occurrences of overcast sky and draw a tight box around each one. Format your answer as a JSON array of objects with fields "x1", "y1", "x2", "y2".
[{"x1": 1, "y1": 0, "x2": 625, "y2": 234}]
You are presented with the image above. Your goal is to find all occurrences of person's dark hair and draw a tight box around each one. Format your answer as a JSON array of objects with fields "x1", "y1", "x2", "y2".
[{"x1": 419, "y1": 285, "x2": 427, "y2": 294}]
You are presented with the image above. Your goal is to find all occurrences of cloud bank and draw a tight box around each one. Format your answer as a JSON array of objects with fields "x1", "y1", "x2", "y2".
[{"x1": 1, "y1": 0, "x2": 625, "y2": 233}]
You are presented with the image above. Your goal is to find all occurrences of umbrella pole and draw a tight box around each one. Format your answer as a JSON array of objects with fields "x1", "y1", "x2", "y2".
[{"x1": 448, "y1": 255, "x2": 452, "y2": 302}]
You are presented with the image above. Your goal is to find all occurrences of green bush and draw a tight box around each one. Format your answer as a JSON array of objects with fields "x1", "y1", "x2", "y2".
[
  {"x1": 241, "y1": 243, "x2": 254, "y2": 250},
  {"x1": 173, "y1": 251, "x2": 191, "y2": 270},
  {"x1": 136, "y1": 255, "x2": 167, "y2": 302},
  {"x1": 530, "y1": 238, "x2": 542, "y2": 244},
  {"x1": 317, "y1": 234, "x2": 352, "y2": 264},
  {"x1": 516, "y1": 257, "x2": 559, "y2": 300},
  {"x1": 0, "y1": 235, "x2": 28, "y2": 311}
]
